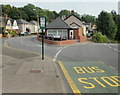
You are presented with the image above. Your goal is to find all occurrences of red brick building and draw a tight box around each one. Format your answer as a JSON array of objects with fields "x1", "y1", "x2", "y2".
[{"x1": 42, "y1": 14, "x2": 87, "y2": 45}]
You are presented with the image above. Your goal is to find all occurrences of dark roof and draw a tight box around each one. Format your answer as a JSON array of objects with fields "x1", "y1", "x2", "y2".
[
  {"x1": 29, "y1": 21, "x2": 38, "y2": 25},
  {"x1": 0, "y1": 16, "x2": 13, "y2": 25},
  {"x1": 17, "y1": 19, "x2": 30, "y2": 24},
  {"x1": 46, "y1": 17, "x2": 70, "y2": 29}
]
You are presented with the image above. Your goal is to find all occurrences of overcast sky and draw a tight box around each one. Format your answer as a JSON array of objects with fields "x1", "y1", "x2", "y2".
[{"x1": 0, "y1": 0, "x2": 119, "y2": 17}]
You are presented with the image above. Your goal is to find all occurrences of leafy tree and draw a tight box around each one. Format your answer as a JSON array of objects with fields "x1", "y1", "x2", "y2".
[
  {"x1": 96, "y1": 11, "x2": 117, "y2": 40},
  {"x1": 2, "y1": 4, "x2": 11, "y2": 15},
  {"x1": 59, "y1": 9, "x2": 70, "y2": 17},
  {"x1": 9, "y1": 6, "x2": 21, "y2": 19},
  {"x1": 111, "y1": 10, "x2": 117, "y2": 25},
  {"x1": 81, "y1": 14, "x2": 96, "y2": 24},
  {"x1": 22, "y1": 3, "x2": 37, "y2": 21},
  {"x1": 18, "y1": 8, "x2": 28, "y2": 20},
  {"x1": 115, "y1": 15, "x2": 120, "y2": 41}
]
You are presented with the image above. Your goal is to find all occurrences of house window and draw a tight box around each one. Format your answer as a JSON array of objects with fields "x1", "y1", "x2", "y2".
[
  {"x1": 62, "y1": 30, "x2": 67, "y2": 37},
  {"x1": 47, "y1": 30, "x2": 53, "y2": 37},
  {"x1": 47, "y1": 29, "x2": 67, "y2": 38},
  {"x1": 7, "y1": 24, "x2": 10, "y2": 26},
  {"x1": 58, "y1": 30, "x2": 62, "y2": 37}
]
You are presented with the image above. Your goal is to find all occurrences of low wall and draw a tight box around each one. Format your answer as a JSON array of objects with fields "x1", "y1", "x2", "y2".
[
  {"x1": 80, "y1": 36, "x2": 87, "y2": 43},
  {"x1": 37, "y1": 37, "x2": 77, "y2": 45}
]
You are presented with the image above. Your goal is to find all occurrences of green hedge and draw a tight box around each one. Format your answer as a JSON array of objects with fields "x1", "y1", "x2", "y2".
[{"x1": 92, "y1": 32, "x2": 107, "y2": 43}]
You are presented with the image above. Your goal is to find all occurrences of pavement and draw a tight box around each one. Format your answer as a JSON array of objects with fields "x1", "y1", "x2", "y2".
[{"x1": 2, "y1": 39, "x2": 68, "y2": 94}]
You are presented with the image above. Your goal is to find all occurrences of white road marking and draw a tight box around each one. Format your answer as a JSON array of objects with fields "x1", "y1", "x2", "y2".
[
  {"x1": 108, "y1": 46, "x2": 112, "y2": 48},
  {"x1": 57, "y1": 46, "x2": 63, "y2": 51},
  {"x1": 104, "y1": 43, "x2": 120, "y2": 52},
  {"x1": 20, "y1": 37, "x2": 23, "y2": 45},
  {"x1": 53, "y1": 45, "x2": 68, "y2": 62}
]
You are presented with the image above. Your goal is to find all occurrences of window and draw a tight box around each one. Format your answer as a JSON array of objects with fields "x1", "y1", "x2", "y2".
[
  {"x1": 58, "y1": 30, "x2": 62, "y2": 37},
  {"x1": 62, "y1": 30, "x2": 67, "y2": 37},
  {"x1": 47, "y1": 29, "x2": 67, "y2": 38}
]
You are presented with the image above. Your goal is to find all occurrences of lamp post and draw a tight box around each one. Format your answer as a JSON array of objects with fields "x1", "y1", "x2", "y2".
[{"x1": 33, "y1": 8, "x2": 39, "y2": 34}]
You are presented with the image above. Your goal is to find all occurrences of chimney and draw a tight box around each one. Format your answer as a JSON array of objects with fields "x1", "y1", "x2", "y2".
[{"x1": 71, "y1": 10, "x2": 74, "y2": 15}]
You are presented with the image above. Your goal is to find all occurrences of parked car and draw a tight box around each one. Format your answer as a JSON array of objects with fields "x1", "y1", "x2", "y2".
[{"x1": 87, "y1": 33, "x2": 92, "y2": 37}]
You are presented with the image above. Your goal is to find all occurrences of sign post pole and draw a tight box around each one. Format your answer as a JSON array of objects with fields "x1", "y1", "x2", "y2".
[
  {"x1": 40, "y1": 17, "x2": 46, "y2": 60},
  {"x1": 42, "y1": 29, "x2": 44, "y2": 60}
]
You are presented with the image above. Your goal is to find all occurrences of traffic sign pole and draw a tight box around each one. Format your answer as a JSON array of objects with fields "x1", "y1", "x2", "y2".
[
  {"x1": 42, "y1": 29, "x2": 44, "y2": 60},
  {"x1": 40, "y1": 17, "x2": 46, "y2": 60}
]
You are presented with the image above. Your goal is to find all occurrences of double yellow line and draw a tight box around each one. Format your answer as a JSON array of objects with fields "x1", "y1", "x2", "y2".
[{"x1": 58, "y1": 61, "x2": 81, "y2": 95}]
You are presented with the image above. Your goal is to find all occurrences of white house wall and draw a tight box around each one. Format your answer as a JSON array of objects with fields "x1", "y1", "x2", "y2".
[
  {"x1": 13, "y1": 20, "x2": 19, "y2": 30},
  {"x1": 6, "y1": 20, "x2": 12, "y2": 30}
]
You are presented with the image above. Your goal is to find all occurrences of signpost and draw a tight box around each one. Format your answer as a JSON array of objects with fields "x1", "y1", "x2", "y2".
[{"x1": 40, "y1": 17, "x2": 46, "y2": 60}]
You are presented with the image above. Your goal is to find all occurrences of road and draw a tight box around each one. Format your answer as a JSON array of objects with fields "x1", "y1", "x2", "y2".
[{"x1": 5, "y1": 36, "x2": 119, "y2": 94}]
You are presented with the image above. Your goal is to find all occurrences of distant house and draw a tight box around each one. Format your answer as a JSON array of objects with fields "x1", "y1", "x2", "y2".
[
  {"x1": 1, "y1": 14, "x2": 39, "y2": 36},
  {"x1": 29, "y1": 21, "x2": 39, "y2": 34},
  {"x1": 5, "y1": 19, "x2": 13, "y2": 30},
  {"x1": 17, "y1": 19, "x2": 32, "y2": 34},
  {"x1": 13, "y1": 20, "x2": 19, "y2": 30}
]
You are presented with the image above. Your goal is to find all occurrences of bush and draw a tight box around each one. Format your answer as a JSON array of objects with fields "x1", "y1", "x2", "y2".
[
  {"x1": 92, "y1": 32, "x2": 107, "y2": 43},
  {"x1": 10, "y1": 30, "x2": 17, "y2": 35}
]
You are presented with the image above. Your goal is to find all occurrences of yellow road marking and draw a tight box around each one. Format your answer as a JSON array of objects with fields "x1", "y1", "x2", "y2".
[{"x1": 58, "y1": 61, "x2": 81, "y2": 95}]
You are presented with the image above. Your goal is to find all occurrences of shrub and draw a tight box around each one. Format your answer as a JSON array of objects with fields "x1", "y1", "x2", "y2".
[
  {"x1": 10, "y1": 30, "x2": 17, "y2": 35},
  {"x1": 92, "y1": 32, "x2": 107, "y2": 43}
]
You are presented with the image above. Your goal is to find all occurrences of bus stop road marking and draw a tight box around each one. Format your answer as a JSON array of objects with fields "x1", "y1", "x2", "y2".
[{"x1": 58, "y1": 61, "x2": 119, "y2": 94}]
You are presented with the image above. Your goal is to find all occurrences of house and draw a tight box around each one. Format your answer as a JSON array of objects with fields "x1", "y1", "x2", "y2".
[
  {"x1": 45, "y1": 14, "x2": 87, "y2": 43},
  {"x1": 5, "y1": 19, "x2": 13, "y2": 31},
  {"x1": 13, "y1": 20, "x2": 19, "y2": 30},
  {"x1": 29, "y1": 21, "x2": 39, "y2": 34},
  {"x1": 16, "y1": 19, "x2": 32, "y2": 34},
  {"x1": 45, "y1": 17, "x2": 71, "y2": 40},
  {"x1": 1, "y1": 14, "x2": 40, "y2": 35}
]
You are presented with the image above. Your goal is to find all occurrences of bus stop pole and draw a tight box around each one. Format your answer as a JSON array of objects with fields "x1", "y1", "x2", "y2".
[{"x1": 42, "y1": 29, "x2": 44, "y2": 60}]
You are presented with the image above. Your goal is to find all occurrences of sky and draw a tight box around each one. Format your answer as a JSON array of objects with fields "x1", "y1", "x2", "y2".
[{"x1": 0, "y1": 0, "x2": 119, "y2": 17}]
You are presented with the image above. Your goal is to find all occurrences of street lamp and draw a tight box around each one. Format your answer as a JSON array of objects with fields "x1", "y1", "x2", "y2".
[{"x1": 33, "y1": 8, "x2": 39, "y2": 34}]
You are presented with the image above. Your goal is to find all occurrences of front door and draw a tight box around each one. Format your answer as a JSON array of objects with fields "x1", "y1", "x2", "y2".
[{"x1": 70, "y1": 30, "x2": 73, "y2": 39}]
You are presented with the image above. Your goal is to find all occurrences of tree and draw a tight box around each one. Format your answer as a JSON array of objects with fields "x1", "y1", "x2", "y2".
[
  {"x1": 96, "y1": 11, "x2": 117, "y2": 40},
  {"x1": 81, "y1": 14, "x2": 96, "y2": 24},
  {"x1": 23, "y1": 3, "x2": 37, "y2": 21},
  {"x1": 59, "y1": 9, "x2": 70, "y2": 17},
  {"x1": 2, "y1": 4, "x2": 11, "y2": 15},
  {"x1": 9, "y1": 6, "x2": 21, "y2": 19},
  {"x1": 18, "y1": 8, "x2": 28, "y2": 20},
  {"x1": 115, "y1": 15, "x2": 120, "y2": 41}
]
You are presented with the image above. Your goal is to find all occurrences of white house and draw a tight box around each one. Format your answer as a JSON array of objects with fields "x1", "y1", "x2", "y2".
[
  {"x1": 12, "y1": 20, "x2": 19, "y2": 30},
  {"x1": 5, "y1": 19, "x2": 12, "y2": 30}
]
